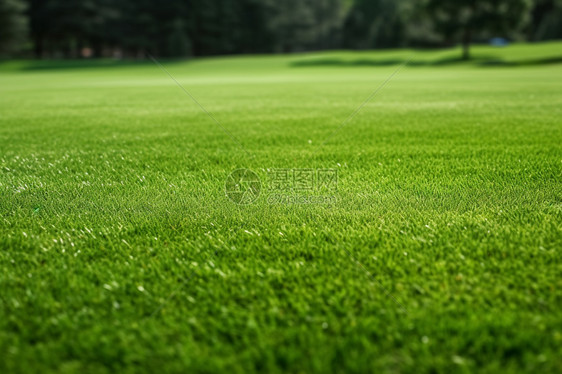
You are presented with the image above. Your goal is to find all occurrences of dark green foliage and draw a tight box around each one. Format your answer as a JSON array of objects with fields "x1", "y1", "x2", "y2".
[
  {"x1": 343, "y1": 0, "x2": 406, "y2": 49},
  {"x1": 529, "y1": 0, "x2": 562, "y2": 40},
  {"x1": 0, "y1": 0, "x2": 555, "y2": 58},
  {"x1": 21, "y1": 0, "x2": 337, "y2": 57},
  {"x1": 0, "y1": 0, "x2": 27, "y2": 56},
  {"x1": 421, "y1": 0, "x2": 533, "y2": 59}
]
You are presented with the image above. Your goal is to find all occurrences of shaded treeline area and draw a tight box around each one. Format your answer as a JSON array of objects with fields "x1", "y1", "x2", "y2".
[{"x1": 1, "y1": 0, "x2": 562, "y2": 59}]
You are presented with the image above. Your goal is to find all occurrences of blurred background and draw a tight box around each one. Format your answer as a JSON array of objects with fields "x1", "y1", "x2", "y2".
[{"x1": 0, "y1": 0, "x2": 561, "y2": 60}]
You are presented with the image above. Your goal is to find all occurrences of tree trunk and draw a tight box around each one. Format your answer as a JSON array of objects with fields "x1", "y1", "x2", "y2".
[
  {"x1": 93, "y1": 41, "x2": 102, "y2": 58},
  {"x1": 34, "y1": 35, "x2": 44, "y2": 59},
  {"x1": 462, "y1": 27, "x2": 472, "y2": 60}
]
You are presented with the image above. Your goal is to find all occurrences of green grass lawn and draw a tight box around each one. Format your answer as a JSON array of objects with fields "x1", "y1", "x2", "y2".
[{"x1": 1, "y1": 42, "x2": 561, "y2": 373}]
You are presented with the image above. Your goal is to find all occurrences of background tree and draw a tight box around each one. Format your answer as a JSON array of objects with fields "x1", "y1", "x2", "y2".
[
  {"x1": 422, "y1": 0, "x2": 533, "y2": 60},
  {"x1": 528, "y1": 0, "x2": 562, "y2": 41},
  {"x1": 5, "y1": 0, "x2": 558, "y2": 59},
  {"x1": 268, "y1": 0, "x2": 323, "y2": 53},
  {"x1": 343, "y1": 0, "x2": 407, "y2": 49},
  {"x1": 0, "y1": 0, "x2": 28, "y2": 57}
]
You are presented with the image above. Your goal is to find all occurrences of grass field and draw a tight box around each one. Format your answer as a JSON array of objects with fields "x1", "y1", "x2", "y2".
[{"x1": 1, "y1": 42, "x2": 561, "y2": 373}]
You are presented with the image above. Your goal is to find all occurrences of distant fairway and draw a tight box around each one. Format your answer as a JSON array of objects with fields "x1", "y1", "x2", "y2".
[{"x1": 1, "y1": 42, "x2": 561, "y2": 373}]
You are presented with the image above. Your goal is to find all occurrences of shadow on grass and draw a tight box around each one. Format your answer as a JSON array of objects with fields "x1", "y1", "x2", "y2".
[
  {"x1": 0, "y1": 58, "x2": 192, "y2": 71},
  {"x1": 290, "y1": 55, "x2": 562, "y2": 68},
  {"x1": 3, "y1": 53, "x2": 561, "y2": 72}
]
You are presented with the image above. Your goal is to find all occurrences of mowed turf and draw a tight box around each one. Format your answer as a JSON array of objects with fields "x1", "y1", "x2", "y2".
[{"x1": 1, "y1": 42, "x2": 561, "y2": 373}]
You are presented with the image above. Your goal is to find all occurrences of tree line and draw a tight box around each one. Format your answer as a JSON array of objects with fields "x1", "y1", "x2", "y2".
[{"x1": 1, "y1": 0, "x2": 561, "y2": 59}]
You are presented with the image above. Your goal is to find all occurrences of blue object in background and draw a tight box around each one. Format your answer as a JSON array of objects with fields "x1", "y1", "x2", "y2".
[{"x1": 490, "y1": 37, "x2": 509, "y2": 47}]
